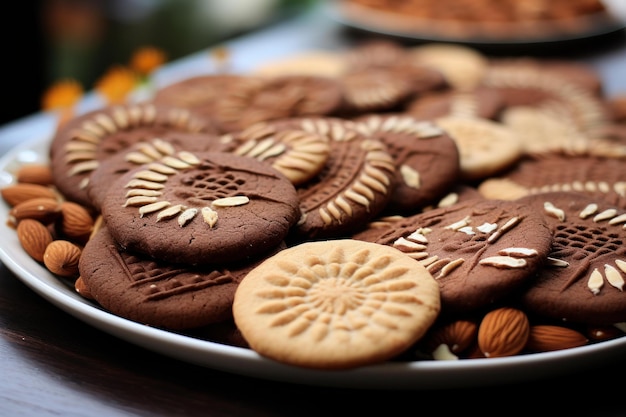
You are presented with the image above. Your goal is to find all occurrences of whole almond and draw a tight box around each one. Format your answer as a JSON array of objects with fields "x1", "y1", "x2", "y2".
[
  {"x1": 58, "y1": 201, "x2": 94, "y2": 242},
  {"x1": 43, "y1": 240, "x2": 82, "y2": 278},
  {"x1": 1, "y1": 183, "x2": 58, "y2": 207},
  {"x1": 16, "y1": 164, "x2": 54, "y2": 186},
  {"x1": 477, "y1": 307, "x2": 530, "y2": 358},
  {"x1": 425, "y1": 319, "x2": 478, "y2": 355},
  {"x1": 74, "y1": 276, "x2": 94, "y2": 300},
  {"x1": 16, "y1": 219, "x2": 54, "y2": 262},
  {"x1": 586, "y1": 325, "x2": 624, "y2": 341},
  {"x1": 526, "y1": 325, "x2": 589, "y2": 352},
  {"x1": 8, "y1": 197, "x2": 61, "y2": 226}
]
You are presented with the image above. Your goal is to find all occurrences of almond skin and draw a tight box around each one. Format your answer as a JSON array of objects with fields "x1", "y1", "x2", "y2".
[
  {"x1": 1, "y1": 183, "x2": 58, "y2": 207},
  {"x1": 43, "y1": 240, "x2": 82, "y2": 278},
  {"x1": 424, "y1": 319, "x2": 478, "y2": 355},
  {"x1": 16, "y1": 164, "x2": 54, "y2": 186},
  {"x1": 16, "y1": 219, "x2": 54, "y2": 262},
  {"x1": 58, "y1": 201, "x2": 94, "y2": 243},
  {"x1": 8, "y1": 197, "x2": 61, "y2": 226},
  {"x1": 526, "y1": 325, "x2": 589, "y2": 352},
  {"x1": 74, "y1": 276, "x2": 94, "y2": 300},
  {"x1": 477, "y1": 307, "x2": 530, "y2": 358}
]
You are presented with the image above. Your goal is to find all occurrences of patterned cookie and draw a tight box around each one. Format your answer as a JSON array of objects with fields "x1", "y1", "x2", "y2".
[
  {"x1": 86, "y1": 133, "x2": 227, "y2": 211},
  {"x1": 434, "y1": 116, "x2": 524, "y2": 182},
  {"x1": 211, "y1": 75, "x2": 344, "y2": 133},
  {"x1": 476, "y1": 153, "x2": 626, "y2": 209},
  {"x1": 79, "y1": 226, "x2": 278, "y2": 330},
  {"x1": 232, "y1": 239, "x2": 441, "y2": 369},
  {"x1": 101, "y1": 151, "x2": 300, "y2": 265},
  {"x1": 353, "y1": 113, "x2": 461, "y2": 213},
  {"x1": 353, "y1": 198, "x2": 553, "y2": 315},
  {"x1": 405, "y1": 87, "x2": 505, "y2": 121},
  {"x1": 271, "y1": 117, "x2": 396, "y2": 240},
  {"x1": 515, "y1": 191, "x2": 626, "y2": 324},
  {"x1": 49, "y1": 103, "x2": 217, "y2": 209},
  {"x1": 219, "y1": 121, "x2": 331, "y2": 186}
]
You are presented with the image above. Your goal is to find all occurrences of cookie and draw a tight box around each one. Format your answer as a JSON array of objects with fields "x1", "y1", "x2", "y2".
[
  {"x1": 101, "y1": 151, "x2": 300, "y2": 265},
  {"x1": 405, "y1": 87, "x2": 505, "y2": 121},
  {"x1": 515, "y1": 191, "x2": 626, "y2": 324},
  {"x1": 476, "y1": 153, "x2": 626, "y2": 209},
  {"x1": 273, "y1": 117, "x2": 397, "y2": 240},
  {"x1": 78, "y1": 226, "x2": 276, "y2": 330},
  {"x1": 353, "y1": 198, "x2": 553, "y2": 315},
  {"x1": 252, "y1": 50, "x2": 348, "y2": 78},
  {"x1": 220, "y1": 121, "x2": 331, "y2": 186},
  {"x1": 232, "y1": 239, "x2": 441, "y2": 369},
  {"x1": 86, "y1": 132, "x2": 227, "y2": 211},
  {"x1": 353, "y1": 113, "x2": 461, "y2": 213},
  {"x1": 434, "y1": 116, "x2": 524, "y2": 182},
  {"x1": 49, "y1": 102, "x2": 217, "y2": 209}
]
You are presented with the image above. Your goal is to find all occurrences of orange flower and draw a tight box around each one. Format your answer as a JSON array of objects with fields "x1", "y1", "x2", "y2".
[
  {"x1": 41, "y1": 79, "x2": 84, "y2": 111},
  {"x1": 130, "y1": 46, "x2": 167, "y2": 77},
  {"x1": 95, "y1": 65, "x2": 138, "y2": 104}
]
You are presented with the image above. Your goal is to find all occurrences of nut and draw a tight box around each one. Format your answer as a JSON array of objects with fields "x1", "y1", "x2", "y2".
[
  {"x1": 1, "y1": 183, "x2": 58, "y2": 207},
  {"x1": 16, "y1": 219, "x2": 54, "y2": 262},
  {"x1": 74, "y1": 276, "x2": 94, "y2": 300},
  {"x1": 58, "y1": 201, "x2": 94, "y2": 242},
  {"x1": 43, "y1": 240, "x2": 82, "y2": 278},
  {"x1": 8, "y1": 197, "x2": 61, "y2": 226},
  {"x1": 477, "y1": 307, "x2": 530, "y2": 358},
  {"x1": 526, "y1": 325, "x2": 589, "y2": 352},
  {"x1": 16, "y1": 164, "x2": 54, "y2": 186},
  {"x1": 424, "y1": 319, "x2": 478, "y2": 355}
]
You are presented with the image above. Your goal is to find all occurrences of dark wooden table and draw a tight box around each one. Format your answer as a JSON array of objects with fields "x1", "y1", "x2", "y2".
[{"x1": 2, "y1": 4, "x2": 626, "y2": 416}]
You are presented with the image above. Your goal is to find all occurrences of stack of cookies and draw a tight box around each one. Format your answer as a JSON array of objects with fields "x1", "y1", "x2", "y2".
[{"x1": 4, "y1": 39, "x2": 626, "y2": 369}]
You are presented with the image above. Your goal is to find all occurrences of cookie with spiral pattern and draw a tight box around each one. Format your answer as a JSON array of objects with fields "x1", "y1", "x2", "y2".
[
  {"x1": 49, "y1": 102, "x2": 218, "y2": 209},
  {"x1": 101, "y1": 151, "x2": 300, "y2": 265},
  {"x1": 79, "y1": 226, "x2": 278, "y2": 330},
  {"x1": 232, "y1": 239, "x2": 441, "y2": 369},
  {"x1": 516, "y1": 191, "x2": 626, "y2": 325},
  {"x1": 353, "y1": 198, "x2": 553, "y2": 315}
]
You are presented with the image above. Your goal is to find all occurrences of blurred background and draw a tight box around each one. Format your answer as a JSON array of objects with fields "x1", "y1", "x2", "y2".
[{"x1": 2, "y1": 0, "x2": 318, "y2": 126}]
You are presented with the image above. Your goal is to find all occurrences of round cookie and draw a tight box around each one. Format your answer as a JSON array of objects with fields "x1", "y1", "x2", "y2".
[
  {"x1": 353, "y1": 113, "x2": 461, "y2": 213},
  {"x1": 86, "y1": 132, "x2": 227, "y2": 211},
  {"x1": 272, "y1": 117, "x2": 397, "y2": 240},
  {"x1": 220, "y1": 121, "x2": 331, "y2": 186},
  {"x1": 477, "y1": 153, "x2": 626, "y2": 209},
  {"x1": 353, "y1": 198, "x2": 553, "y2": 315},
  {"x1": 405, "y1": 87, "x2": 505, "y2": 121},
  {"x1": 515, "y1": 191, "x2": 626, "y2": 325},
  {"x1": 79, "y1": 226, "x2": 277, "y2": 330},
  {"x1": 101, "y1": 151, "x2": 300, "y2": 265},
  {"x1": 232, "y1": 239, "x2": 441, "y2": 370},
  {"x1": 49, "y1": 102, "x2": 217, "y2": 209}
]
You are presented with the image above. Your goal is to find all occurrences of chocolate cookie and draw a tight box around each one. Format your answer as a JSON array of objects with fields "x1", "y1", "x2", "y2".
[
  {"x1": 49, "y1": 103, "x2": 217, "y2": 209},
  {"x1": 515, "y1": 191, "x2": 626, "y2": 325},
  {"x1": 101, "y1": 151, "x2": 300, "y2": 265},
  {"x1": 405, "y1": 87, "x2": 505, "y2": 121},
  {"x1": 353, "y1": 113, "x2": 461, "y2": 213},
  {"x1": 353, "y1": 198, "x2": 553, "y2": 315},
  {"x1": 79, "y1": 226, "x2": 277, "y2": 330}
]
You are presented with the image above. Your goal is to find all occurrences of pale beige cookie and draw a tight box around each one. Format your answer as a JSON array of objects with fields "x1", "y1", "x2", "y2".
[
  {"x1": 252, "y1": 50, "x2": 348, "y2": 78},
  {"x1": 435, "y1": 116, "x2": 524, "y2": 182},
  {"x1": 408, "y1": 43, "x2": 489, "y2": 91},
  {"x1": 232, "y1": 239, "x2": 441, "y2": 370}
]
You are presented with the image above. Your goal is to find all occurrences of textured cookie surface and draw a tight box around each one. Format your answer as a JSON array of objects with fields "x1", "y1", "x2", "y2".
[
  {"x1": 353, "y1": 198, "x2": 553, "y2": 314},
  {"x1": 232, "y1": 239, "x2": 441, "y2": 369},
  {"x1": 101, "y1": 151, "x2": 300, "y2": 265}
]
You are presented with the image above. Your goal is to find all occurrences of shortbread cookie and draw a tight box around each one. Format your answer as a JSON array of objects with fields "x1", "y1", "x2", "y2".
[
  {"x1": 272, "y1": 117, "x2": 396, "y2": 240},
  {"x1": 86, "y1": 133, "x2": 227, "y2": 211},
  {"x1": 79, "y1": 226, "x2": 275, "y2": 330},
  {"x1": 232, "y1": 239, "x2": 441, "y2": 369},
  {"x1": 101, "y1": 151, "x2": 300, "y2": 265},
  {"x1": 434, "y1": 116, "x2": 524, "y2": 182},
  {"x1": 353, "y1": 198, "x2": 553, "y2": 315},
  {"x1": 49, "y1": 103, "x2": 217, "y2": 209},
  {"x1": 252, "y1": 50, "x2": 348, "y2": 78},
  {"x1": 220, "y1": 121, "x2": 331, "y2": 186},
  {"x1": 476, "y1": 153, "x2": 626, "y2": 209},
  {"x1": 516, "y1": 191, "x2": 626, "y2": 324},
  {"x1": 353, "y1": 113, "x2": 461, "y2": 213}
]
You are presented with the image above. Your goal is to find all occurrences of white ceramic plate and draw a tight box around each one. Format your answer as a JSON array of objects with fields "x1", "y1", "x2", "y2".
[
  {"x1": 2, "y1": 133, "x2": 626, "y2": 390},
  {"x1": 325, "y1": 0, "x2": 626, "y2": 46}
]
